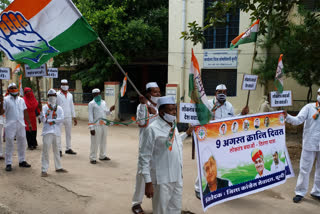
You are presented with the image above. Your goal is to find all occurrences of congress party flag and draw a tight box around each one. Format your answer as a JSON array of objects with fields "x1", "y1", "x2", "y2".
[
  {"x1": 120, "y1": 73, "x2": 128, "y2": 97},
  {"x1": 0, "y1": 0, "x2": 98, "y2": 68},
  {"x1": 275, "y1": 54, "x2": 284, "y2": 93},
  {"x1": 13, "y1": 64, "x2": 21, "y2": 74},
  {"x1": 189, "y1": 49, "x2": 212, "y2": 125},
  {"x1": 18, "y1": 72, "x2": 23, "y2": 96},
  {"x1": 230, "y1": 20, "x2": 259, "y2": 50}
]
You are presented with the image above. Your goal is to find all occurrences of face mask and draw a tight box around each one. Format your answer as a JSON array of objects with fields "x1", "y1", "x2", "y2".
[
  {"x1": 163, "y1": 113, "x2": 176, "y2": 123},
  {"x1": 48, "y1": 97, "x2": 57, "y2": 105},
  {"x1": 150, "y1": 96, "x2": 159, "y2": 104},
  {"x1": 94, "y1": 95, "x2": 102, "y2": 106},
  {"x1": 61, "y1": 85, "x2": 69, "y2": 91},
  {"x1": 217, "y1": 93, "x2": 226, "y2": 102},
  {"x1": 9, "y1": 88, "x2": 19, "y2": 96},
  {"x1": 317, "y1": 95, "x2": 320, "y2": 103}
]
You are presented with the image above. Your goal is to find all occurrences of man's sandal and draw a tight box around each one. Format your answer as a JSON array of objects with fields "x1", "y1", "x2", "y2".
[{"x1": 132, "y1": 204, "x2": 144, "y2": 214}]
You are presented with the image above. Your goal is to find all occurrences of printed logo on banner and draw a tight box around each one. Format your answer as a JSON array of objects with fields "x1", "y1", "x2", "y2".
[
  {"x1": 197, "y1": 126, "x2": 207, "y2": 141},
  {"x1": 279, "y1": 114, "x2": 285, "y2": 124}
]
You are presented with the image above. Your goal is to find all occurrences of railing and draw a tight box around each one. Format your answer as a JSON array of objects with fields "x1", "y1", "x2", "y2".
[{"x1": 39, "y1": 91, "x2": 93, "y2": 104}]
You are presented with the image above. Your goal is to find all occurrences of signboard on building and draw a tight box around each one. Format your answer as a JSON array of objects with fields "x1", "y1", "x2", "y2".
[
  {"x1": 45, "y1": 68, "x2": 58, "y2": 78},
  {"x1": 166, "y1": 88, "x2": 177, "y2": 100},
  {"x1": 203, "y1": 50, "x2": 238, "y2": 69},
  {"x1": 24, "y1": 64, "x2": 47, "y2": 77},
  {"x1": 270, "y1": 91, "x2": 292, "y2": 107},
  {"x1": 105, "y1": 87, "x2": 115, "y2": 96},
  {"x1": 0, "y1": 67, "x2": 11, "y2": 80},
  {"x1": 242, "y1": 74, "x2": 258, "y2": 90}
]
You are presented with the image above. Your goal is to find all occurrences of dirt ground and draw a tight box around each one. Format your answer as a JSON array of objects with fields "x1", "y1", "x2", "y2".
[{"x1": 0, "y1": 121, "x2": 318, "y2": 214}]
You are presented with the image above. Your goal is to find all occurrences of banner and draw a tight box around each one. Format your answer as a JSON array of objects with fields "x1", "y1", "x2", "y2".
[
  {"x1": 45, "y1": 68, "x2": 58, "y2": 78},
  {"x1": 194, "y1": 111, "x2": 294, "y2": 211},
  {"x1": 24, "y1": 64, "x2": 47, "y2": 77}
]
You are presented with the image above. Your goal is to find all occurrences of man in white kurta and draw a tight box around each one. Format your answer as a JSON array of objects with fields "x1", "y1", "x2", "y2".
[
  {"x1": 88, "y1": 89, "x2": 114, "y2": 164},
  {"x1": 40, "y1": 89, "x2": 67, "y2": 177},
  {"x1": 285, "y1": 88, "x2": 320, "y2": 203},
  {"x1": 0, "y1": 83, "x2": 32, "y2": 171},
  {"x1": 195, "y1": 84, "x2": 249, "y2": 198},
  {"x1": 0, "y1": 114, "x2": 4, "y2": 160},
  {"x1": 132, "y1": 82, "x2": 160, "y2": 214},
  {"x1": 270, "y1": 150, "x2": 285, "y2": 173},
  {"x1": 139, "y1": 96, "x2": 193, "y2": 214},
  {"x1": 56, "y1": 79, "x2": 77, "y2": 155}
]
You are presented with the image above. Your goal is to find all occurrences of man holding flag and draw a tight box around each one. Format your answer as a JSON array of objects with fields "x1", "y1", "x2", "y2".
[{"x1": 88, "y1": 89, "x2": 115, "y2": 164}]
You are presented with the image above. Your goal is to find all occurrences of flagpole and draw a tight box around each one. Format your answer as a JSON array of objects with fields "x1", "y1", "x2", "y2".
[
  {"x1": 97, "y1": 37, "x2": 142, "y2": 97},
  {"x1": 246, "y1": 41, "x2": 257, "y2": 106},
  {"x1": 36, "y1": 77, "x2": 41, "y2": 103}
]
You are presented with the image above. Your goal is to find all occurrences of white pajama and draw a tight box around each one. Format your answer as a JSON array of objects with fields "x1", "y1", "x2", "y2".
[
  {"x1": 152, "y1": 180, "x2": 183, "y2": 214},
  {"x1": 295, "y1": 150, "x2": 320, "y2": 197},
  {"x1": 0, "y1": 124, "x2": 3, "y2": 157},
  {"x1": 132, "y1": 173, "x2": 145, "y2": 206},
  {"x1": 90, "y1": 125, "x2": 107, "y2": 161},
  {"x1": 42, "y1": 133, "x2": 62, "y2": 172},
  {"x1": 57, "y1": 117, "x2": 72, "y2": 151},
  {"x1": 5, "y1": 122, "x2": 27, "y2": 165}
]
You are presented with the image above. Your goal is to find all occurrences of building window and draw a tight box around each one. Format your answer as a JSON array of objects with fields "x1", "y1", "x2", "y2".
[
  {"x1": 300, "y1": 0, "x2": 320, "y2": 11},
  {"x1": 203, "y1": 0, "x2": 239, "y2": 49},
  {"x1": 201, "y1": 69, "x2": 237, "y2": 96}
]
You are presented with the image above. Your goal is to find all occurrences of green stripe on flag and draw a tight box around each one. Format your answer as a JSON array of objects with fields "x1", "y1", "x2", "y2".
[
  {"x1": 274, "y1": 79, "x2": 283, "y2": 93},
  {"x1": 230, "y1": 32, "x2": 258, "y2": 50}
]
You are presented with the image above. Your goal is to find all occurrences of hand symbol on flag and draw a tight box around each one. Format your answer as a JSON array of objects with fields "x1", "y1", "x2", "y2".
[{"x1": 0, "y1": 12, "x2": 57, "y2": 63}]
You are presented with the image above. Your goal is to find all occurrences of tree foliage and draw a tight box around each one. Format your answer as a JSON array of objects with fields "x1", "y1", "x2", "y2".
[{"x1": 53, "y1": 0, "x2": 168, "y2": 88}]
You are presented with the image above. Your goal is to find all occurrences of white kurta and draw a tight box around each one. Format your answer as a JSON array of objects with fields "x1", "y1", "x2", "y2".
[
  {"x1": 0, "y1": 115, "x2": 4, "y2": 157},
  {"x1": 139, "y1": 117, "x2": 187, "y2": 214},
  {"x1": 56, "y1": 91, "x2": 76, "y2": 151},
  {"x1": 88, "y1": 99, "x2": 111, "y2": 161},
  {"x1": 270, "y1": 160, "x2": 285, "y2": 173},
  {"x1": 40, "y1": 104, "x2": 64, "y2": 172},
  {"x1": 258, "y1": 100, "x2": 275, "y2": 113},
  {"x1": 255, "y1": 169, "x2": 271, "y2": 179},
  {"x1": 132, "y1": 102, "x2": 158, "y2": 206},
  {"x1": 3, "y1": 95, "x2": 27, "y2": 165},
  {"x1": 286, "y1": 103, "x2": 320, "y2": 197}
]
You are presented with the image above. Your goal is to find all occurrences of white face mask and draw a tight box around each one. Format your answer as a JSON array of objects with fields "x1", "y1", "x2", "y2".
[
  {"x1": 48, "y1": 96, "x2": 57, "y2": 105},
  {"x1": 150, "y1": 96, "x2": 159, "y2": 104},
  {"x1": 61, "y1": 85, "x2": 69, "y2": 91},
  {"x1": 10, "y1": 92, "x2": 18, "y2": 96},
  {"x1": 163, "y1": 113, "x2": 176, "y2": 123},
  {"x1": 317, "y1": 95, "x2": 320, "y2": 103}
]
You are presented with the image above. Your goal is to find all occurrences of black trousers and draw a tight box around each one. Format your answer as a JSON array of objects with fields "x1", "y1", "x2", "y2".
[{"x1": 26, "y1": 130, "x2": 38, "y2": 148}]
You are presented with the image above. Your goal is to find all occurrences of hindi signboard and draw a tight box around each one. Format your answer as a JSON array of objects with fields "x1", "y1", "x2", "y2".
[
  {"x1": 24, "y1": 64, "x2": 47, "y2": 77},
  {"x1": 179, "y1": 103, "x2": 199, "y2": 124},
  {"x1": 0, "y1": 67, "x2": 11, "y2": 80},
  {"x1": 203, "y1": 50, "x2": 238, "y2": 69},
  {"x1": 194, "y1": 111, "x2": 294, "y2": 211},
  {"x1": 242, "y1": 74, "x2": 258, "y2": 90},
  {"x1": 45, "y1": 68, "x2": 58, "y2": 78},
  {"x1": 105, "y1": 87, "x2": 115, "y2": 96},
  {"x1": 270, "y1": 91, "x2": 292, "y2": 107}
]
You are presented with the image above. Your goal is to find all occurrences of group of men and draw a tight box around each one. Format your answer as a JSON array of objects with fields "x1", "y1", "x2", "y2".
[{"x1": 0, "y1": 79, "x2": 113, "y2": 176}]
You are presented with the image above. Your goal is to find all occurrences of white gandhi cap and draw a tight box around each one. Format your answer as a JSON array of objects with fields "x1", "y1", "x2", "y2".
[
  {"x1": 61, "y1": 79, "x2": 68, "y2": 84},
  {"x1": 216, "y1": 84, "x2": 227, "y2": 90},
  {"x1": 48, "y1": 88, "x2": 56, "y2": 95},
  {"x1": 92, "y1": 88, "x2": 100, "y2": 93},
  {"x1": 8, "y1": 83, "x2": 16, "y2": 88},
  {"x1": 157, "y1": 96, "x2": 175, "y2": 108},
  {"x1": 318, "y1": 88, "x2": 320, "y2": 93},
  {"x1": 146, "y1": 82, "x2": 159, "y2": 90}
]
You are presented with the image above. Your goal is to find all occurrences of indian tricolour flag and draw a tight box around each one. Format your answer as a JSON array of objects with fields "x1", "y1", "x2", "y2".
[
  {"x1": 120, "y1": 74, "x2": 128, "y2": 97},
  {"x1": 230, "y1": 20, "x2": 259, "y2": 50},
  {"x1": 189, "y1": 49, "x2": 212, "y2": 125},
  {"x1": 1, "y1": 0, "x2": 97, "y2": 68},
  {"x1": 275, "y1": 54, "x2": 284, "y2": 93}
]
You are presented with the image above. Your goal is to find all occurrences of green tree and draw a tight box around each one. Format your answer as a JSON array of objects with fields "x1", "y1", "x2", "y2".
[{"x1": 53, "y1": 0, "x2": 168, "y2": 89}]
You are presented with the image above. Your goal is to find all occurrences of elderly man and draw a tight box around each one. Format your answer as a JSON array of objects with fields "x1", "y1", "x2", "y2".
[
  {"x1": 195, "y1": 84, "x2": 249, "y2": 199},
  {"x1": 0, "y1": 83, "x2": 32, "y2": 171},
  {"x1": 270, "y1": 150, "x2": 285, "y2": 173},
  {"x1": 56, "y1": 79, "x2": 77, "y2": 155},
  {"x1": 139, "y1": 96, "x2": 193, "y2": 214},
  {"x1": 285, "y1": 88, "x2": 320, "y2": 203},
  {"x1": 132, "y1": 82, "x2": 160, "y2": 214},
  {"x1": 201, "y1": 148, "x2": 231, "y2": 196},
  {"x1": 251, "y1": 148, "x2": 270, "y2": 179},
  {"x1": 40, "y1": 89, "x2": 67, "y2": 177},
  {"x1": 88, "y1": 89, "x2": 115, "y2": 164}
]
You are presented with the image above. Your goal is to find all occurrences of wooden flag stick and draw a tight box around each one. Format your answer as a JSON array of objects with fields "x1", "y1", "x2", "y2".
[
  {"x1": 36, "y1": 77, "x2": 41, "y2": 103},
  {"x1": 246, "y1": 42, "x2": 258, "y2": 106}
]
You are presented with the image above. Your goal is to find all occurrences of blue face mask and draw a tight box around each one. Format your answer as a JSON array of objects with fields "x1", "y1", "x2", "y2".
[{"x1": 94, "y1": 95, "x2": 102, "y2": 105}]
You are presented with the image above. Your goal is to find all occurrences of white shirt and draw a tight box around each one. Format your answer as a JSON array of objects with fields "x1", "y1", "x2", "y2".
[
  {"x1": 270, "y1": 160, "x2": 285, "y2": 173},
  {"x1": 88, "y1": 99, "x2": 111, "y2": 130},
  {"x1": 259, "y1": 101, "x2": 275, "y2": 113},
  {"x1": 3, "y1": 95, "x2": 27, "y2": 127},
  {"x1": 208, "y1": 98, "x2": 234, "y2": 120},
  {"x1": 56, "y1": 91, "x2": 75, "y2": 118},
  {"x1": 40, "y1": 104, "x2": 64, "y2": 136},
  {"x1": 139, "y1": 117, "x2": 188, "y2": 184},
  {"x1": 0, "y1": 115, "x2": 5, "y2": 125},
  {"x1": 286, "y1": 103, "x2": 320, "y2": 151},
  {"x1": 255, "y1": 169, "x2": 271, "y2": 179},
  {"x1": 136, "y1": 101, "x2": 158, "y2": 128}
]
